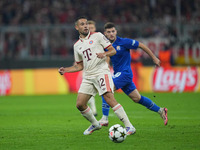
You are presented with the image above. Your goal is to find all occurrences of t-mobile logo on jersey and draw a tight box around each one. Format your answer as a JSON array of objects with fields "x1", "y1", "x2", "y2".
[{"x1": 83, "y1": 48, "x2": 92, "y2": 61}]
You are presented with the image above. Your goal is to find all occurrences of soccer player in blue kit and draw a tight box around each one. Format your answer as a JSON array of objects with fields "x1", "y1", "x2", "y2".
[{"x1": 99, "y1": 22, "x2": 168, "y2": 129}]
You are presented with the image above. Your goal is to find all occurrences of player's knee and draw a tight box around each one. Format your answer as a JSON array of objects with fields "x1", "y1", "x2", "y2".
[
  {"x1": 133, "y1": 97, "x2": 140, "y2": 103},
  {"x1": 76, "y1": 102, "x2": 88, "y2": 111},
  {"x1": 76, "y1": 102, "x2": 84, "y2": 111},
  {"x1": 131, "y1": 95, "x2": 141, "y2": 103},
  {"x1": 103, "y1": 92, "x2": 118, "y2": 108},
  {"x1": 129, "y1": 89, "x2": 141, "y2": 103}
]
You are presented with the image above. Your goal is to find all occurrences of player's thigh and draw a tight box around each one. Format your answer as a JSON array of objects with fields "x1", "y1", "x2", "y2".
[
  {"x1": 94, "y1": 74, "x2": 114, "y2": 96},
  {"x1": 121, "y1": 80, "x2": 137, "y2": 95},
  {"x1": 128, "y1": 89, "x2": 141, "y2": 102},
  {"x1": 77, "y1": 79, "x2": 96, "y2": 110},
  {"x1": 113, "y1": 71, "x2": 132, "y2": 90}
]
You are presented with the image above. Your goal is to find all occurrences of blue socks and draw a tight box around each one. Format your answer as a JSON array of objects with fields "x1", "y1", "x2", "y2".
[
  {"x1": 139, "y1": 95, "x2": 160, "y2": 112},
  {"x1": 101, "y1": 95, "x2": 160, "y2": 117},
  {"x1": 102, "y1": 96, "x2": 110, "y2": 116}
]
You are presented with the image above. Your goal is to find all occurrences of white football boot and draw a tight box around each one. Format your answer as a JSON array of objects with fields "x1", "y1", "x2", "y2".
[
  {"x1": 159, "y1": 108, "x2": 168, "y2": 125},
  {"x1": 83, "y1": 123, "x2": 102, "y2": 135},
  {"x1": 99, "y1": 116, "x2": 109, "y2": 127},
  {"x1": 126, "y1": 126, "x2": 136, "y2": 135}
]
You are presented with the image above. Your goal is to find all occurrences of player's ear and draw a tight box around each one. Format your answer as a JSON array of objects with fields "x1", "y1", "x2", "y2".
[
  {"x1": 104, "y1": 31, "x2": 106, "y2": 36},
  {"x1": 75, "y1": 25, "x2": 79, "y2": 31}
]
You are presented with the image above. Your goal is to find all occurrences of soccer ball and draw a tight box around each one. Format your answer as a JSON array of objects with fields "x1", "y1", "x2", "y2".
[{"x1": 108, "y1": 124, "x2": 127, "y2": 143}]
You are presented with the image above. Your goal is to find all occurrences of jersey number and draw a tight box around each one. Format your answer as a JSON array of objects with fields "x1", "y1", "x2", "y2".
[{"x1": 99, "y1": 78, "x2": 105, "y2": 88}]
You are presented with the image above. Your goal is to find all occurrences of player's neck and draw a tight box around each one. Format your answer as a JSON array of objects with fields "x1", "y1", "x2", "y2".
[
  {"x1": 80, "y1": 32, "x2": 90, "y2": 39},
  {"x1": 80, "y1": 34, "x2": 86, "y2": 38},
  {"x1": 110, "y1": 38, "x2": 116, "y2": 44}
]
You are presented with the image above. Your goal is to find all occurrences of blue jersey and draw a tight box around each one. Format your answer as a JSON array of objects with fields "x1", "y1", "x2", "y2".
[
  {"x1": 111, "y1": 36, "x2": 139, "y2": 76},
  {"x1": 106, "y1": 36, "x2": 139, "y2": 95}
]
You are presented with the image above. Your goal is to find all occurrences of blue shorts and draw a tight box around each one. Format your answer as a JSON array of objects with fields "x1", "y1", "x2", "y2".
[{"x1": 112, "y1": 71, "x2": 136, "y2": 95}]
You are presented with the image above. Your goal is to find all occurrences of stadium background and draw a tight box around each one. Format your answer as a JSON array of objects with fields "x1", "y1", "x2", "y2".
[
  {"x1": 0, "y1": 1, "x2": 200, "y2": 150},
  {"x1": 0, "y1": 0, "x2": 200, "y2": 95}
]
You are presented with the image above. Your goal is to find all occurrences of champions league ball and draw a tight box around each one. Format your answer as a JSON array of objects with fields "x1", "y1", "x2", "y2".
[{"x1": 108, "y1": 124, "x2": 127, "y2": 143}]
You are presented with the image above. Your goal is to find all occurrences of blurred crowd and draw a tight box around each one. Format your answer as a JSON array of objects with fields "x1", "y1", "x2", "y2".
[
  {"x1": 1, "y1": 0, "x2": 200, "y2": 25},
  {"x1": 0, "y1": 0, "x2": 200, "y2": 59}
]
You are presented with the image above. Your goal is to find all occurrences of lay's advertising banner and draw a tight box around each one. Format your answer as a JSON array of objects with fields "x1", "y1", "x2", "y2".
[
  {"x1": 152, "y1": 67, "x2": 199, "y2": 92},
  {"x1": 0, "y1": 67, "x2": 200, "y2": 96},
  {"x1": 138, "y1": 67, "x2": 200, "y2": 92}
]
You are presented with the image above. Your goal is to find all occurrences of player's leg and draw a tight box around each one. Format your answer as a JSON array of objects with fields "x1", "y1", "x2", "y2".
[
  {"x1": 100, "y1": 72, "x2": 126, "y2": 126},
  {"x1": 127, "y1": 88, "x2": 168, "y2": 125},
  {"x1": 96, "y1": 74, "x2": 135, "y2": 135},
  {"x1": 128, "y1": 89, "x2": 161, "y2": 112},
  {"x1": 88, "y1": 96, "x2": 97, "y2": 116},
  {"x1": 77, "y1": 79, "x2": 101, "y2": 135},
  {"x1": 102, "y1": 92, "x2": 136, "y2": 135},
  {"x1": 76, "y1": 93, "x2": 101, "y2": 135},
  {"x1": 99, "y1": 96, "x2": 110, "y2": 126}
]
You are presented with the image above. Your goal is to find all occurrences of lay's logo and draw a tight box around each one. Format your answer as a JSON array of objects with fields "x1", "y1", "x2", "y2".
[{"x1": 152, "y1": 67, "x2": 198, "y2": 92}]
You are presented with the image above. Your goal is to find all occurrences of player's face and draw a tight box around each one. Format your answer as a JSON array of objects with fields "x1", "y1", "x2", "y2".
[
  {"x1": 75, "y1": 19, "x2": 89, "y2": 37},
  {"x1": 89, "y1": 24, "x2": 96, "y2": 32},
  {"x1": 104, "y1": 27, "x2": 117, "y2": 42}
]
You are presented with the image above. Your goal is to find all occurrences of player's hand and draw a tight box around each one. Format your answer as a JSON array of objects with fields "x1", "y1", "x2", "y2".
[
  {"x1": 96, "y1": 53, "x2": 106, "y2": 59},
  {"x1": 58, "y1": 67, "x2": 65, "y2": 75},
  {"x1": 153, "y1": 57, "x2": 161, "y2": 67}
]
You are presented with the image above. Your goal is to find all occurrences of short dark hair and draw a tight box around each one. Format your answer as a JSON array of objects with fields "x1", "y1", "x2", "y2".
[
  {"x1": 104, "y1": 22, "x2": 115, "y2": 30},
  {"x1": 75, "y1": 16, "x2": 88, "y2": 25}
]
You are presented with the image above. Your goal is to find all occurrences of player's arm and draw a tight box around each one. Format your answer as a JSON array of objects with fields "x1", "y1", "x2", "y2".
[
  {"x1": 106, "y1": 56, "x2": 111, "y2": 67},
  {"x1": 96, "y1": 45, "x2": 116, "y2": 58},
  {"x1": 58, "y1": 62, "x2": 83, "y2": 75},
  {"x1": 138, "y1": 42, "x2": 160, "y2": 67}
]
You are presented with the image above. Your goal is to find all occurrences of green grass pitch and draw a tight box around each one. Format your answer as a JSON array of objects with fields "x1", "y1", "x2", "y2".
[{"x1": 0, "y1": 93, "x2": 200, "y2": 150}]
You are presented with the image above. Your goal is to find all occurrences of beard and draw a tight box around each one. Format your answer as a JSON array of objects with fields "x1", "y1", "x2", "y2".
[
  {"x1": 80, "y1": 29, "x2": 89, "y2": 37},
  {"x1": 109, "y1": 37, "x2": 115, "y2": 43},
  {"x1": 110, "y1": 39, "x2": 115, "y2": 43}
]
